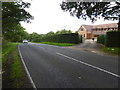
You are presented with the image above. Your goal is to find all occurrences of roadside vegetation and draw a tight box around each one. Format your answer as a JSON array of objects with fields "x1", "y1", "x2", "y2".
[
  {"x1": 102, "y1": 47, "x2": 120, "y2": 55},
  {"x1": 2, "y1": 42, "x2": 19, "y2": 64},
  {"x1": 97, "y1": 31, "x2": 120, "y2": 55},
  {"x1": 2, "y1": 42, "x2": 32, "y2": 88},
  {"x1": 33, "y1": 42, "x2": 76, "y2": 46}
]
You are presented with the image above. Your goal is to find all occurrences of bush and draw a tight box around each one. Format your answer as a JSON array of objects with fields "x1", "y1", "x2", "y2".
[
  {"x1": 97, "y1": 35, "x2": 106, "y2": 45},
  {"x1": 105, "y1": 31, "x2": 120, "y2": 47},
  {"x1": 41, "y1": 33, "x2": 82, "y2": 44}
]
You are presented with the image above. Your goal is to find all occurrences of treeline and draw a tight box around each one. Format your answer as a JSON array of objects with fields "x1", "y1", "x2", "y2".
[
  {"x1": 28, "y1": 29, "x2": 82, "y2": 44},
  {"x1": 29, "y1": 29, "x2": 73, "y2": 42}
]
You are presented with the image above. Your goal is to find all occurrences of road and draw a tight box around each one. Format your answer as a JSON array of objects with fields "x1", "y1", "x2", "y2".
[{"x1": 18, "y1": 43, "x2": 119, "y2": 88}]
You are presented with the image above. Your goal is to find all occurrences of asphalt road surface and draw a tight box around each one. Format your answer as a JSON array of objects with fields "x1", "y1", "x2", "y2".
[{"x1": 18, "y1": 43, "x2": 119, "y2": 88}]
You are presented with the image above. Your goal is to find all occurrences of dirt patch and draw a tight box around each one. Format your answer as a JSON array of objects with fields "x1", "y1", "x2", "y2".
[{"x1": 2, "y1": 49, "x2": 33, "y2": 88}]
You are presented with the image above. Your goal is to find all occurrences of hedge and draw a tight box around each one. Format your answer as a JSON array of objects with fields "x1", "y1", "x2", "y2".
[
  {"x1": 105, "y1": 31, "x2": 120, "y2": 47},
  {"x1": 97, "y1": 35, "x2": 106, "y2": 45},
  {"x1": 41, "y1": 33, "x2": 82, "y2": 44}
]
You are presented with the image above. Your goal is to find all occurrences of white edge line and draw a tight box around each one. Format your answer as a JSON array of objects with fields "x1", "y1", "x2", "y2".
[
  {"x1": 56, "y1": 52, "x2": 120, "y2": 78},
  {"x1": 18, "y1": 44, "x2": 37, "y2": 89}
]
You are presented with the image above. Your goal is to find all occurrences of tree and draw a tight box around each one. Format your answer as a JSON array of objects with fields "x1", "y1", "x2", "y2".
[
  {"x1": 45, "y1": 31, "x2": 55, "y2": 37},
  {"x1": 60, "y1": 1, "x2": 120, "y2": 30},
  {"x1": 4, "y1": 24, "x2": 29, "y2": 42},
  {"x1": 29, "y1": 32, "x2": 42, "y2": 42},
  {"x1": 56, "y1": 29, "x2": 72, "y2": 34},
  {"x1": 2, "y1": 1, "x2": 33, "y2": 41}
]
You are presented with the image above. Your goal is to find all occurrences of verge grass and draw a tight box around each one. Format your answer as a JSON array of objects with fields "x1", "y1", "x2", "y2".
[
  {"x1": 2, "y1": 42, "x2": 19, "y2": 63},
  {"x1": 2, "y1": 42, "x2": 27, "y2": 88},
  {"x1": 9, "y1": 48, "x2": 24, "y2": 87},
  {"x1": 33, "y1": 42, "x2": 76, "y2": 46},
  {"x1": 102, "y1": 47, "x2": 120, "y2": 55}
]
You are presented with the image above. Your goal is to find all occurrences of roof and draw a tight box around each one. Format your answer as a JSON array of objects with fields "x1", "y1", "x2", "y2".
[
  {"x1": 81, "y1": 23, "x2": 118, "y2": 31},
  {"x1": 82, "y1": 25, "x2": 93, "y2": 31},
  {"x1": 92, "y1": 23, "x2": 118, "y2": 29}
]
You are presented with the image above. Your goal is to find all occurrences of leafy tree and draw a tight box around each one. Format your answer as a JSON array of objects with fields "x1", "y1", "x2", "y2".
[
  {"x1": 4, "y1": 24, "x2": 29, "y2": 42},
  {"x1": 29, "y1": 32, "x2": 42, "y2": 42},
  {"x1": 2, "y1": 1, "x2": 33, "y2": 41},
  {"x1": 56, "y1": 29, "x2": 72, "y2": 34},
  {"x1": 60, "y1": 1, "x2": 120, "y2": 30},
  {"x1": 45, "y1": 31, "x2": 55, "y2": 37}
]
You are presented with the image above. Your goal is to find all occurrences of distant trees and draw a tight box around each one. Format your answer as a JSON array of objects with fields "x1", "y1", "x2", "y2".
[
  {"x1": 56, "y1": 29, "x2": 72, "y2": 34},
  {"x1": 29, "y1": 32, "x2": 43, "y2": 42},
  {"x1": 28, "y1": 29, "x2": 73, "y2": 42}
]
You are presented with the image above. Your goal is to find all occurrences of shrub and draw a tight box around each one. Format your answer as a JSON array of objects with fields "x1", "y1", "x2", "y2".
[
  {"x1": 97, "y1": 35, "x2": 106, "y2": 45},
  {"x1": 105, "y1": 31, "x2": 120, "y2": 47},
  {"x1": 41, "y1": 33, "x2": 82, "y2": 44}
]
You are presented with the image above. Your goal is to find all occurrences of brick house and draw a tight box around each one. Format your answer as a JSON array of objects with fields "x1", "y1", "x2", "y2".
[{"x1": 78, "y1": 23, "x2": 118, "y2": 39}]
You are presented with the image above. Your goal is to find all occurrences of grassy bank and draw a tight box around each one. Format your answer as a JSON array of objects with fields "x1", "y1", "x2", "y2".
[
  {"x1": 2, "y1": 42, "x2": 32, "y2": 88},
  {"x1": 102, "y1": 47, "x2": 120, "y2": 55},
  {"x1": 33, "y1": 42, "x2": 76, "y2": 46},
  {"x1": 9, "y1": 48, "x2": 24, "y2": 87},
  {"x1": 2, "y1": 43, "x2": 19, "y2": 64}
]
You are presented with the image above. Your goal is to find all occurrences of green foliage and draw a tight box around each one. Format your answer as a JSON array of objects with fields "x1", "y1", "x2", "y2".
[
  {"x1": 2, "y1": 1, "x2": 33, "y2": 41},
  {"x1": 3, "y1": 24, "x2": 29, "y2": 42},
  {"x1": 2, "y1": 42, "x2": 27, "y2": 88},
  {"x1": 45, "y1": 31, "x2": 55, "y2": 37},
  {"x1": 2, "y1": 42, "x2": 19, "y2": 63},
  {"x1": 102, "y1": 47, "x2": 120, "y2": 55},
  {"x1": 29, "y1": 30, "x2": 74, "y2": 42},
  {"x1": 10, "y1": 49, "x2": 24, "y2": 79},
  {"x1": 105, "y1": 31, "x2": 120, "y2": 47},
  {"x1": 29, "y1": 32, "x2": 43, "y2": 42},
  {"x1": 34, "y1": 42, "x2": 76, "y2": 46},
  {"x1": 60, "y1": 1, "x2": 120, "y2": 30},
  {"x1": 97, "y1": 35, "x2": 106, "y2": 45},
  {"x1": 56, "y1": 29, "x2": 72, "y2": 34},
  {"x1": 41, "y1": 33, "x2": 81, "y2": 44}
]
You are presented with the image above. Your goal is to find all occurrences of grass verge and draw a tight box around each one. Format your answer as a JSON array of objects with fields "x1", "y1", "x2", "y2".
[
  {"x1": 33, "y1": 42, "x2": 76, "y2": 46},
  {"x1": 2, "y1": 42, "x2": 32, "y2": 88},
  {"x1": 9, "y1": 48, "x2": 24, "y2": 87},
  {"x1": 2, "y1": 42, "x2": 19, "y2": 64},
  {"x1": 102, "y1": 47, "x2": 120, "y2": 55}
]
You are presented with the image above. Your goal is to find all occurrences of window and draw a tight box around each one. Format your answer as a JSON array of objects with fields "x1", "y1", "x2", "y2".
[{"x1": 81, "y1": 29, "x2": 84, "y2": 31}]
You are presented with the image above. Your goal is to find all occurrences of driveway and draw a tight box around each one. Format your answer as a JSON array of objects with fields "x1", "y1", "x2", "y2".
[{"x1": 67, "y1": 39, "x2": 107, "y2": 55}]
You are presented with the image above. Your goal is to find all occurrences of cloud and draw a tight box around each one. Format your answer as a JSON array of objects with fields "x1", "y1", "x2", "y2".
[{"x1": 21, "y1": 0, "x2": 118, "y2": 34}]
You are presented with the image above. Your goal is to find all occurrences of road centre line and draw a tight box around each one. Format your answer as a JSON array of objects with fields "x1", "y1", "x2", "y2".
[
  {"x1": 56, "y1": 52, "x2": 120, "y2": 78},
  {"x1": 18, "y1": 45, "x2": 37, "y2": 89}
]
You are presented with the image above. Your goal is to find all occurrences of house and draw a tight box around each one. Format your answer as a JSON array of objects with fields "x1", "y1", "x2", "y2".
[{"x1": 78, "y1": 23, "x2": 118, "y2": 39}]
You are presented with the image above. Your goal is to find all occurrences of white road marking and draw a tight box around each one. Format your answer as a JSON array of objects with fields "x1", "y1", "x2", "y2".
[
  {"x1": 18, "y1": 45, "x2": 37, "y2": 89},
  {"x1": 78, "y1": 77, "x2": 82, "y2": 79},
  {"x1": 56, "y1": 52, "x2": 120, "y2": 78},
  {"x1": 91, "y1": 51, "x2": 97, "y2": 53}
]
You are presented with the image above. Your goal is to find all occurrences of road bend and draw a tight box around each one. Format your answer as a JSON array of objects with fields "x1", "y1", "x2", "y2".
[{"x1": 18, "y1": 43, "x2": 119, "y2": 88}]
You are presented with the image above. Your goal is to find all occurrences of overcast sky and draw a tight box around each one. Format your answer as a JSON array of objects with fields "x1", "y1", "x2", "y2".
[{"x1": 20, "y1": 0, "x2": 118, "y2": 34}]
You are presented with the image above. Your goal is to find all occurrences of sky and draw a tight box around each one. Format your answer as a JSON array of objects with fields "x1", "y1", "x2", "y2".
[{"x1": 20, "y1": 0, "x2": 118, "y2": 34}]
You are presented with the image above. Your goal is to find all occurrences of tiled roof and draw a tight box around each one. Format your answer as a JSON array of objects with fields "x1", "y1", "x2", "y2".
[
  {"x1": 92, "y1": 23, "x2": 118, "y2": 29},
  {"x1": 82, "y1": 25, "x2": 93, "y2": 31},
  {"x1": 82, "y1": 23, "x2": 118, "y2": 31}
]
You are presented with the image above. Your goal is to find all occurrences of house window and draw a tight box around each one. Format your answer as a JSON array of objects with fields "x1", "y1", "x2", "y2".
[{"x1": 81, "y1": 29, "x2": 84, "y2": 31}]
